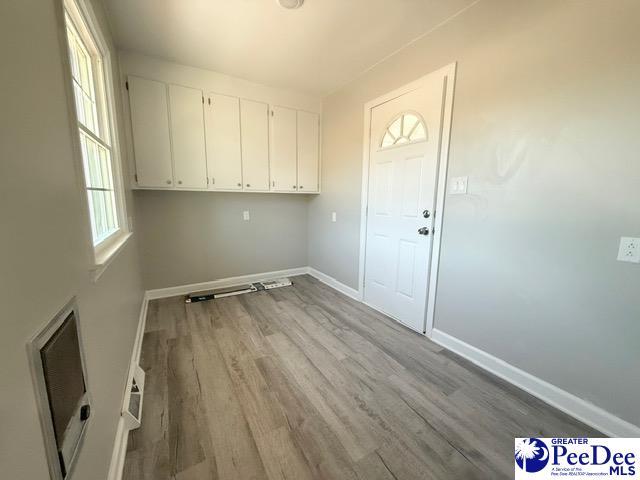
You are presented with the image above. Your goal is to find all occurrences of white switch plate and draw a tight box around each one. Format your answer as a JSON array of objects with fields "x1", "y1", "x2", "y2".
[
  {"x1": 450, "y1": 176, "x2": 468, "y2": 195},
  {"x1": 331, "y1": 212, "x2": 337, "y2": 222},
  {"x1": 243, "y1": 210, "x2": 250, "y2": 221},
  {"x1": 617, "y1": 237, "x2": 640, "y2": 263}
]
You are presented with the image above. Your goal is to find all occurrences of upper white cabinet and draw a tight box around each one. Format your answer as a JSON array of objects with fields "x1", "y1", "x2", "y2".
[
  {"x1": 297, "y1": 111, "x2": 320, "y2": 193},
  {"x1": 205, "y1": 93, "x2": 242, "y2": 190},
  {"x1": 127, "y1": 76, "x2": 320, "y2": 194},
  {"x1": 240, "y1": 99, "x2": 270, "y2": 191},
  {"x1": 128, "y1": 76, "x2": 173, "y2": 188},
  {"x1": 168, "y1": 84, "x2": 207, "y2": 189},
  {"x1": 270, "y1": 106, "x2": 298, "y2": 192}
]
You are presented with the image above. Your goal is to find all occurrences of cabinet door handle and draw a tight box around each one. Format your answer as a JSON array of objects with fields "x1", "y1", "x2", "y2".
[
  {"x1": 246, "y1": 184, "x2": 251, "y2": 187},
  {"x1": 166, "y1": 179, "x2": 172, "y2": 185},
  {"x1": 237, "y1": 182, "x2": 242, "y2": 187},
  {"x1": 299, "y1": 185, "x2": 304, "y2": 189},
  {"x1": 293, "y1": 185, "x2": 297, "y2": 189},
  {"x1": 178, "y1": 180, "x2": 183, "y2": 185}
]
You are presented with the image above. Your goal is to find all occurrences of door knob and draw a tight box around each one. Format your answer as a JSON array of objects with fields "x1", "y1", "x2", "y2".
[
  {"x1": 418, "y1": 227, "x2": 430, "y2": 236},
  {"x1": 423, "y1": 209, "x2": 431, "y2": 219}
]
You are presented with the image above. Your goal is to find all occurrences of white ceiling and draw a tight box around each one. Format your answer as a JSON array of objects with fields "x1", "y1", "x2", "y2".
[{"x1": 103, "y1": 0, "x2": 476, "y2": 96}]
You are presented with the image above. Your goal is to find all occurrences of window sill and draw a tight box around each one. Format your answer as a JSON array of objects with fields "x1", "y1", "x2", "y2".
[{"x1": 91, "y1": 231, "x2": 133, "y2": 281}]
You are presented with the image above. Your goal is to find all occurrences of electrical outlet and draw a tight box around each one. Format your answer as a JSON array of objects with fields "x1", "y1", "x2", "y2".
[
  {"x1": 617, "y1": 237, "x2": 640, "y2": 263},
  {"x1": 450, "y1": 176, "x2": 468, "y2": 195},
  {"x1": 331, "y1": 212, "x2": 337, "y2": 222},
  {"x1": 243, "y1": 211, "x2": 250, "y2": 221}
]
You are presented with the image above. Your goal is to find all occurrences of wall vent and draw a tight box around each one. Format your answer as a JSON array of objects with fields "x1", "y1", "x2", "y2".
[{"x1": 28, "y1": 299, "x2": 91, "y2": 480}]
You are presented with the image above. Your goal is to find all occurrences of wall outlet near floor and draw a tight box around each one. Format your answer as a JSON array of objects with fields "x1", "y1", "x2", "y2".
[
  {"x1": 331, "y1": 212, "x2": 337, "y2": 222},
  {"x1": 243, "y1": 210, "x2": 250, "y2": 221},
  {"x1": 450, "y1": 176, "x2": 468, "y2": 195},
  {"x1": 617, "y1": 237, "x2": 640, "y2": 263}
]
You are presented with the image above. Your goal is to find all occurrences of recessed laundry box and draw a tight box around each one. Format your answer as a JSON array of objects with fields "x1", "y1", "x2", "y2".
[{"x1": 28, "y1": 300, "x2": 91, "y2": 480}]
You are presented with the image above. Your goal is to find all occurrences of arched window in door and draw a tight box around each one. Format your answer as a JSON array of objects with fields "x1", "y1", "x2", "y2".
[{"x1": 380, "y1": 112, "x2": 427, "y2": 149}]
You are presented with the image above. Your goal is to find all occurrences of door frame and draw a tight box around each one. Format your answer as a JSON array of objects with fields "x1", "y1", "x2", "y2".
[{"x1": 357, "y1": 62, "x2": 457, "y2": 336}]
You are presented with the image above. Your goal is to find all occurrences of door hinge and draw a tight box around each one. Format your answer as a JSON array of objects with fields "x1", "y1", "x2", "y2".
[
  {"x1": 125, "y1": 80, "x2": 129, "y2": 91},
  {"x1": 134, "y1": 173, "x2": 138, "y2": 183},
  {"x1": 202, "y1": 96, "x2": 204, "y2": 104}
]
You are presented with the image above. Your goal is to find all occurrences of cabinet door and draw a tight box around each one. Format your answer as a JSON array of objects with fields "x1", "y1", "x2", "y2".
[
  {"x1": 169, "y1": 84, "x2": 207, "y2": 189},
  {"x1": 128, "y1": 76, "x2": 173, "y2": 188},
  {"x1": 269, "y1": 106, "x2": 297, "y2": 192},
  {"x1": 240, "y1": 99, "x2": 270, "y2": 191},
  {"x1": 297, "y1": 111, "x2": 320, "y2": 192},
  {"x1": 205, "y1": 93, "x2": 242, "y2": 190}
]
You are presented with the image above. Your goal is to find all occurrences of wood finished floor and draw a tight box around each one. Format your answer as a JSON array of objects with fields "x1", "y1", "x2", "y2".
[{"x1": 123, "y1": 274, "x2": 599, "y2": 480}]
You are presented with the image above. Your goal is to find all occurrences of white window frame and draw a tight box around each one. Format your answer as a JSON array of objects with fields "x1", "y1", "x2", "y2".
[
  {"x1": 379, "y1": 111, "x2": 428, "y2": 150},
  {"x1": 63, "y1": 0, "x2": 131, "y2": 274}
]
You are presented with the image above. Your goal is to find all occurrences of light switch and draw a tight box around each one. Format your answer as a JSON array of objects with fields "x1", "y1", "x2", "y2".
[
  {"x1": 243, "y1": 210, "x2": 250, "y2": 221},
  {"x1": 450, "y1": 176, "x2": 468, "y2": 195},
  {"x1": 617, "y1": 237, "x2": 640, "y2": 263},
  {"x1": 331, "y1": 212, "x2": 337, "y2": 222}
]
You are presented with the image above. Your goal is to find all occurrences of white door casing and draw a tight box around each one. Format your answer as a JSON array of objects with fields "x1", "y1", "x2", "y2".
[{"x1": 362, "y1": 64, "x2": 455, "y2": 334}]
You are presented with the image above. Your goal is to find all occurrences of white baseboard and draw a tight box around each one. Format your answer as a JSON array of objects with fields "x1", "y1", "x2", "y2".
[
  {"x1": 107, "y1": 293, "x2": 149, "y2": 480},
  {"x1": 431, "y1": 329, "x2": 640, "y2": 438},
  {"x1": 107, "y1": 417, "x2": 128, "y2": 480},
  {"x1": 146, "y1": 267, "x2": 309, "y2": 300},
  {"x1": 131, "y1": 293, "x2": 149, "y2": 366},
  {"x1": 306, "y1": 267, "x2": 362, "y2": 301}
]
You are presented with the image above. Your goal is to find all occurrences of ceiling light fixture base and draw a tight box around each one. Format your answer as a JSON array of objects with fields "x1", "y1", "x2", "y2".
[{"x1": 277, "y1": 0, "x2": 304, "y2": 9}]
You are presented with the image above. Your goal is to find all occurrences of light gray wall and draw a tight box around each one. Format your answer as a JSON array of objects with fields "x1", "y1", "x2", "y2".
[
  {"x1": 119, "y1": 52, "x2": 320, "y2": 291},
  {"x1": 134, "y1": 191, "x2": 309, "y2": 290},
  {"x1": 309, "y1": 0, "x2": 640, "y2": 427},
  {"x1": 0, "y1": 0, "x2": 144, "y2": 478}
]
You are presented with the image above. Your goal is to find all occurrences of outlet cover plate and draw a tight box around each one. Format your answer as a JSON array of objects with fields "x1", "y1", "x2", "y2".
[{"x1": 617, "y1": 237, "x2": 640, "y2": 263}]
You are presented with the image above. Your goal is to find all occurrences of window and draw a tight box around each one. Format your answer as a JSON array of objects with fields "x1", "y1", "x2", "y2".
[
  {"x1": 380, "y1": 112, "x2": 427, "y2": 149},
  {"x1": 64, "y1": 0, "x2": 129, "y2": 266}
]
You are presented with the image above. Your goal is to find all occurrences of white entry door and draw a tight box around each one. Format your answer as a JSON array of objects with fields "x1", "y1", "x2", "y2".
[{"x1": 363, "y1": 73, "x2": 446, "y2": 333}]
